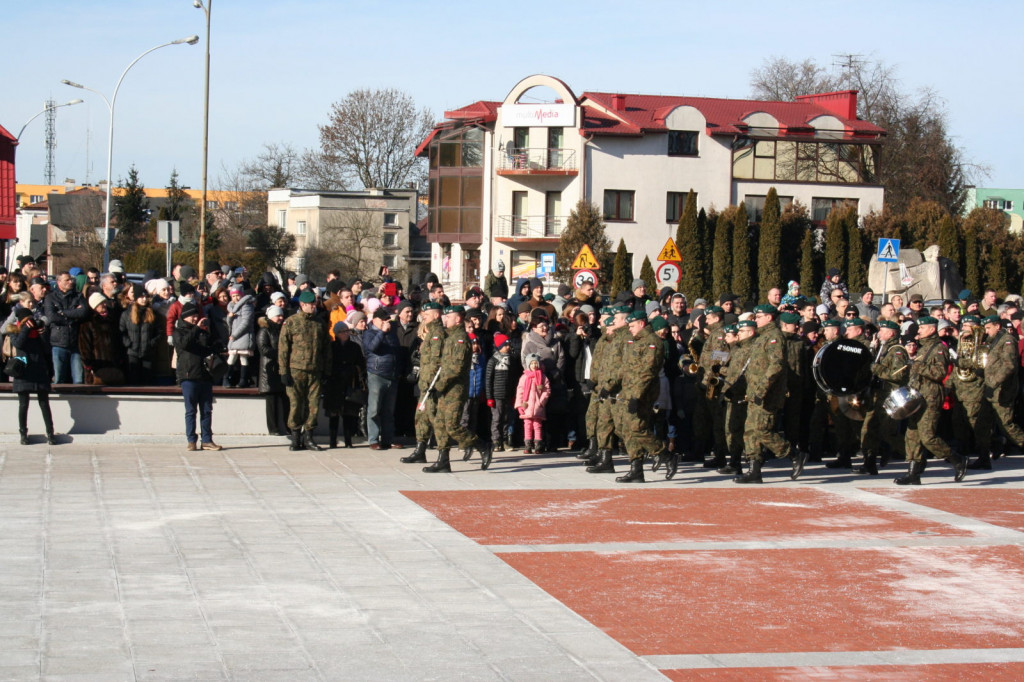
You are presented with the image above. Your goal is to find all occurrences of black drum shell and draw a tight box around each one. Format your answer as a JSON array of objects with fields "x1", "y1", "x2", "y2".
[{"x1": 812, "y1": 340, "x2": 873, "y2": 396}]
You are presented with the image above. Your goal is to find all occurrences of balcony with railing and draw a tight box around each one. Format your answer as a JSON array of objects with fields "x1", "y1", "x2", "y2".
[
  {"x1": 496, "y1": 148, "x2": 578, "y2": 176},
  {"x1": 495, "y1": 215, "x2": 564, "y2": 242}
]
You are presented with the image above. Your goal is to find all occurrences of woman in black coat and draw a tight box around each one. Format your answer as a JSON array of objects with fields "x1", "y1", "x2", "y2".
[
  {"x1": 323, "y1": 320, "x2": 366, "y2": 448},
  {"x1": 8, "y1": 308, "x2": 56, "y2": 445},
  {"x1": 256, "y1": 307, "x2": 289, "y2": 436}
]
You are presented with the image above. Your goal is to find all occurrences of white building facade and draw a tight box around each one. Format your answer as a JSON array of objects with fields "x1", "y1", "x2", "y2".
[{"x1": 419, "y1": 75, "x2": 886, "y2": 294}]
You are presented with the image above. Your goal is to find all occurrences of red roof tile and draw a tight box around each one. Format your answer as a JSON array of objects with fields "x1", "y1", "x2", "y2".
[{"x1": 443, "y1": 101, "x2": 500, "y2": 121}]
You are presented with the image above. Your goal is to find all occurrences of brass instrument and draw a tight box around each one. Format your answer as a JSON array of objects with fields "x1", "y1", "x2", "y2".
[
  {"x1": 683, "y1": 334, "x2": 704, "y2": 375},
  {"x1": 956, "y1": 326, "x2": 986, "y2": 381},
  {"x1": 706, "y1": 364, "x2": 721, "y2": 399}
]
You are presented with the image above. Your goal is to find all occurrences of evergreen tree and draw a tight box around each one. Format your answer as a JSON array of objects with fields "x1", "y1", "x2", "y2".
[
  {"x1": 711, "y1": 208, "x2": 732, "y2": 297},
  {"x1": 676, "y1": 191, "x2": 702, "y2": 298},
  {"x1": 963, "y1": 226, "x2": 980, "y2": 296},
  {"x1": 799, "y1": 228, "x2": 817, "y2": 299},
  {"x1": 554, "y1": 200, "x2": 612, "y2": 283},
  {"x1": 611, "y1": 238, "x2": 630, "y2": 297},
  {"x1": 781, "y1": 200, "x2": 812, "y2": 287},
  {"x1": 111, "y1": 165, "x2": 150, "y2": 254},
  {"x1": 986, "y1": 243, "x2": 1007, "y2": 294},
  {"x1": 936, "y1": 214, "x2": 961, "y2": 265},
  {"x1": 731, "y1": 202, "x2": 752, "y2": 299},
  {"x1": 845, "y1": 208, "x2": 866, "y2": 293},
  {"x1": 758, "y1": 188, "x2": 782, "y2": 301},
  {"x1": 824, "y1": 206, "x2": 847, "y2": 276},
  {"x1": 697, "y1": 208, "x2": 710, "y2": 299},
  {"x1": 640, "y1": 255, "x2": 657, "y2": 293}
]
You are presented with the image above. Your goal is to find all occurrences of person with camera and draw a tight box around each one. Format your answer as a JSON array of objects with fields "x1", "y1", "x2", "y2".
[
  {"x1": 172, "y1": 301, "x2": 222, "y2": 451},
  {"x1": 364, "y1": 308, "x2": 403, "y2": 450},
  {"x1": 8, "y1": 307, "x2": 56, "y2": 445}
]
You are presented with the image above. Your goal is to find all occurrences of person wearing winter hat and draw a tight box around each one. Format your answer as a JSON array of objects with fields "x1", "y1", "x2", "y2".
[
  {"x1": 485, "y1": 332, "x2": 513, "y2": 451},
  {"x1": 526, "y1": 277, "x2": 556, "y2": 321},
  {"x1": 172, "y1": 299, "x2": 222, "y2": 451},
  {"x1": 79, "y1": 293, "x2": 127, "y2": 386},
  {"x1": 515, "y1": 352, "x2": 551, "y2": 455},
  {"x1": 484, "y1": 260, "x2": 509, "y2": 301}
]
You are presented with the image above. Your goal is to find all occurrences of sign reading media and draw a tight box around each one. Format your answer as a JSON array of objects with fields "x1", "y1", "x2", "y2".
[{"x1": 503, "y1": 103, "x2": 575, "y2": 127}]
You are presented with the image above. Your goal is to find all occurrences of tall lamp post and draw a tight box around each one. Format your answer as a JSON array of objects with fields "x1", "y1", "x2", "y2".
[
  {"x1": 62, "y1": 35, "x2": 199, "y2": 271},
  {"x1": 194, "y1": 0, "x2": 212, "y2": 273},
  {"x1": 15, "y1": 99, "x2": 84, "y2": 142}
]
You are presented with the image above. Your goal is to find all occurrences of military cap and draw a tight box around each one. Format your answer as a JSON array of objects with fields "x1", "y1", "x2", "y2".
[
  {"x1": 626, "y1": 311, "x2": 647, "y2": 323},
  {"x1": 982, "y1": 314, "x2": 1001, "y2": 326},
  {"x1": 421, "y1": 301, "x2": 443, "y2": 311},
  {"x1": 613, "y1": 305, "x2": 631, "y2": 315},
  {"x1": 603, "y1": 317, "x2": 615, "y2": 327},
  {"x1": 779, "y1": 312, "x2": 801, "y2": 325},
  {"x1": 877, "y1": 319, "x2": 900, "y2": 331},
  {"x1": 443, "y1": 305, "x2": 466, "y2": 315},
  {"x1": 650, "y1": 316, "x2": 669, "y2": 332},
  {"x1": 705, "y1": 305, "x2": 724, "y2": 316},
  {"x1": 843, "y1": 317, "x2": 865, "y2": 328},
  {"x1": 599, "y1": 306, "x2": 612, "y2": 316},
  {"x1": 917, "y1": 315, "x2": 938, "y2": 326},
  {"x1": 961, "y1": 314, "x2": 981, "y2": 326},
  {"x1": 801, "y1": 321, "x2": 821, "y2": 335},
  {"x1": 724, "y1": 324, "x2": 739, "y2": 334},
  {"x1": 821, "y1": 318, "x2": 842, "y2": 328},
  {"x1": 737, "y1": 319, "x2": 757, "y2": 330},
  {"x1": 543, "y1": 293, "x2": 555, "y2": 302},
  {"x1": 753, "y1": 304, "x2": 778, "y2": 316},
  {"x1": 297, "y1": 290, "x2": 316, "y2": 304}
]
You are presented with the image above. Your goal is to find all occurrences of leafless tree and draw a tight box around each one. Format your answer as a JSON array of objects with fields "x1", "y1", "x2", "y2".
[{"x1": 309, "y1": 88, "x2": 434, "y2": 190}]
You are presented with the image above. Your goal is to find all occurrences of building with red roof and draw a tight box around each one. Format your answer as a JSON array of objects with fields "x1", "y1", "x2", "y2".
[
  {"x1": 417, "y1": 74, "x2": 886, "y2": 292},
  {"x1": 1, "y1": 123, "x2": 17, "y2": 263}
]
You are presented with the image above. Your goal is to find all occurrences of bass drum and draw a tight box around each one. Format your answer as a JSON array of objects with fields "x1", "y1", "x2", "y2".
[
  {"x1": 883, "y1": 386, "x2": 925, "y2": 420},
  {"x1": 812, "y1": 339, "x2": 873, "y2": 396}
]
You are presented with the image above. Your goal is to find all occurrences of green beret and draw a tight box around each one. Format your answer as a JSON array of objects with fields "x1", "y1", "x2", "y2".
[
  {"x1": 877, "y1": 319, "x2": 900, "y2": 331},
  {"x1": 298, "y1": 290, "x2": 316, "y2": 304},
  {"x1": 599, "y1": 307, "x2": 612, "y2": 316},
  {"x1": 753, "y1": 304, "x2": 777, "y2": 316},
  {"x1": 822, "y1": 318, "x2": 842, "y2": 328},
  {"x1": 444, "y1": 305, "x2": 466, "y2": 315},
  {"x1": 737, "y1": 320, "x2": 757, "y2": 330},
  {"x1": 724, "y1": 324, "x2": 739, "y2": 334},
  {"x1": 603, "y1": 317, "x2": 615, "y2": 327},
  {"x1": 982, "y1": 314, "x2": 1001, "y2": 326},
  {"x1": 651, "y1": 316, "x2": 669, "y2": 332},
  {"x1": 613, "y1": 305, "x2": 631, "y2": 315},
  {"x1": 917, "y1": 315, "x2": 938, "y2": 326},
  {"x1": 705, "y1": 305, "x2": 724, "y2": 316},
  {"x1": 421, "y1": 301, "x2": 442, "y2": 311},
  {"x1": 779, "y1": 312, "x2": 801, "y2": 325},
  {"x1": 543, "y1": 293, "x2": 555, "y2": 301},
  {"x1": 843, "y1": 317, "x2": 866, "y2": 328},
  {"x1": 626, "y1": 310, "x2": 647, "y2": 323},
  {"x1": 961, "y1": 315, "x2": 981, "y2": 325}
]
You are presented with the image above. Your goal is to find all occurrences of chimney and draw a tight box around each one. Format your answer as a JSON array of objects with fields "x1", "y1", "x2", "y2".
[
  {"x1": 64, "y1": 178, "x2": 75, "y2": 192},
  {"x1": 795, "y1": 90, "x2": 858, "y2": 120},
  {"x1": 611, "y1": 94, "x2": 626, "y2": 112}
]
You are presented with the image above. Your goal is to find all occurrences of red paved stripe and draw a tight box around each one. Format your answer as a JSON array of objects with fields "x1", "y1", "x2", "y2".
[
  {"x1": 663, "y1": 662, "x2": 1024, "y2": 681},
  {"x1": 403, "y1": 489, "x2": 972, "y2": 545},
  {"x1": 874, "y1": 488, "x2": 1024, "y2": 532},
  {"x1": 496, "y1": 546, "x2": 1024, "y2": 656}
]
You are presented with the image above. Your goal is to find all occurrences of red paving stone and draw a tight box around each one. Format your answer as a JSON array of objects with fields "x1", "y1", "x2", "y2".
[
  {"x1": 403, "y1": 489, "x2": 972, "y2": 545},
  {"x1": 662, "y1": 662, "x2": 1024, "y2": 681},
  {"x1": 873, "y1": 488, "x2": 1024, "y2": 532},
  {"x1": 496, "y1": 545, "x2": 1024, "y2": 656}
]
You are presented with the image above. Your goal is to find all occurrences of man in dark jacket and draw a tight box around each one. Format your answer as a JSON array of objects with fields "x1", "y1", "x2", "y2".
[
  {"x1": 393, "y1": 300, "x2": 419, "y2": 438},
  {"x1": 172, "y1": 302, "x2": 222, "y2": 451},
  {"x1": 364, "y1": 308, "x2": 403, "y2": 450},
  {"x1": 45, "y1": 272, "x2": 89, "y2": 384}
]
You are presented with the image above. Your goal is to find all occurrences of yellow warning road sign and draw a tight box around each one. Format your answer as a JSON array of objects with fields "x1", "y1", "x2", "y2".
[
  {"x1": 571, "y1": 244, "x2": 600, "y2": 270},
  {"x1": 657, "y1": 237, "x2": 682, "y2": 262}
]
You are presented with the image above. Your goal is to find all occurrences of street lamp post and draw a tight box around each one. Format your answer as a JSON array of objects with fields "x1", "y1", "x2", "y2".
[
  {"x1": 15, "y1": 99, "x2": 84, "y2": 142},
  {"x1": 194, "y1": 0, "x2": 212, "y2": 274},
  {"x1": 62, "y1": 35, "x2": 198, "y2": 271}
]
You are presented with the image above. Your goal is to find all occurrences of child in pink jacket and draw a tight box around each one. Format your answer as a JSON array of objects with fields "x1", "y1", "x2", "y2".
[{"x1": 516, "y1": 353, "x2": 550, "y2": 454}]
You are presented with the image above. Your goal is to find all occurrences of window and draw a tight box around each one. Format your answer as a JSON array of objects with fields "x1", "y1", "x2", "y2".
[
  {"x1": 985, "y1": 198, "x2": 1013, "y2": 211},
  {"x1": 811, "y1": 197, "x2": 859, "y2": 224},
  {"x1": 224, "y1": 201, "x2": 238, "y2": 210},
  {"x1": 276, "y1": 209, "x2": 287, "y2": 228},
  {"x1": 665, "y1": 191, "x2": 695, "y2": 223},
  {"x1": 383, "y1": 232, "x2": 397, "y2": 247},
  {"x1": 603, "y1": 190, "x2": 635, "y2": 221},
  {"x1": 296, "y1": 220, "x2": 306, "y2": 235},
  {"x1": 383, "y1": 212, "x2": 398, "y2": 226},
  {"x1": 744, "y1": 194, "x2": 793, "y2": 222},
  {"x1": 382, "y1": 254, "x2": 397, "y2": 268},
  {"x1": 206, "y1": 200, "x2": 219, "y2": 209},
  {"x1": 668, "y1": 131, "x2": 698, "y2": 156},
  {"x1": 30, "y1": 195, "x2": 44, "y2": 204},
  {"x1": 1009, "y1": 201, "x2": 1015, "y2": 210}
]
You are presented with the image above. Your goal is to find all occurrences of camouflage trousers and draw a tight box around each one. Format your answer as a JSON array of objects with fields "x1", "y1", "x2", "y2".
[
  {"x1": 286, "y1": 369, "x2": 321, "y2": 431},
  {"x1": 743, "y1": 403, "x2": 790, "y2": 462},
  {"x1": 975, "y1": 396, "x2": 1024, "y2": 453},
  {"x1": 724, "y1": 400, "x2": 747, "y2": 457},
  {"x1": 860, "y1": 389, "x2": 904, "y2": 459},
  {"x1": 905, "y1": 400, "x2": 951, "y2": 462},
  {"x1": 612, "y1": 398, "x2": 664, "y2": 462},
  {"x1": 585, "y1": 391, "x2": 600, "y2": 439},
  {"x1": 435, "y1": 384, "x2": 476, "y2": 450},
  {"x1": 414, "y1": 391, "x2": 437, "y2": 443},
  {"x1": 595, "y1": 396, "x2": 618, "y2": 450}
]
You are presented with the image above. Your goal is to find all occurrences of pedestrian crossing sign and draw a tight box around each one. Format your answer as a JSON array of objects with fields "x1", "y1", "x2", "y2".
[
  {"x1": 571, "y1": 244, "x2": 601, "y2": 270},
  {"x1": 657, "y1": 237, "x2": 682, "y2": 262},
  {"x1": 877, "y1": 238, "x2": 900, "y2": 263}
]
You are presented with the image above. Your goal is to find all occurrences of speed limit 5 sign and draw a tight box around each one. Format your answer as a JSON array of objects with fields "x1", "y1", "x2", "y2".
[{"x1": 655, "y1": 261, "x2": 681, "y2": 285}]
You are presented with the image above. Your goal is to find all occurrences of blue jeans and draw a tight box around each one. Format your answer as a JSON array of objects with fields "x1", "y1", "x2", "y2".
[
  {"x1": 366, "y1": 373, "x2": 398, "y2": 445},
  {"x1": 181, "y1": 380, "x2": 214, "y2": 444},
  {"x1": 52, "y1": 346, "x2": 84, "y2": 384}
]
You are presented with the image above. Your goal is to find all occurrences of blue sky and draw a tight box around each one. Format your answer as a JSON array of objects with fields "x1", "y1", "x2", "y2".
[{"x1": 5, "y1": 0, "x2": 1022, "y2": 193}]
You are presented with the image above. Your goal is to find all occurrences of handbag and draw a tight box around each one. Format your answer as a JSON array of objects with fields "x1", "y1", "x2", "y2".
[
  {"x1": 345, "y1": 384, "x2": 368, "y2": 405},
  {"x1": 4, "y1": 355, "x2": 26, "y2": 379},
  {"x1": 205, "y1": 353, "x2": 229, "y2": 383}
]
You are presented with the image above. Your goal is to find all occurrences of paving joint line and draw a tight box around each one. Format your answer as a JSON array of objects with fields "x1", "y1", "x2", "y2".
[{"x1": 643, "y1": 647, "x2": 1024, "y2": 670}]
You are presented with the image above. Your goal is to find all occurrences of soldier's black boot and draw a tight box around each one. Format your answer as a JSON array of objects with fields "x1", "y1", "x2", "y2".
[
  {"x1": 703, "y1": 451, "x2": 725, "y2": 469},
  {"x1": 477, "y1": 439, "x2": 493, "y2": 470},
  {"x1": 616, "y1": 457, "x2": 645, "y2": 483},
  {"x1": 401, "y1": 441, "x2": 429, "y2": 463},
  {"x1": 289, "y1": 429, "x2": 302, "y2": 451},
  {"x1": 423, "y1": 448, "x2": 451, "y2": 473},
  {"x1": 967, "y1": 452, "x2": 993, "y2": 470},
  {"x1": 664, "y1": 451, "x2": 679, "y2": 480},
  {"x1": 302, "y1": 429, "x2": 325, "y2": 451},
  {"x1": 19, "y1": 428, "x2": 29, "y2": 446},
  {"x1": 895, "y1": 459, "x2": 925, "y2": 485},
  {"x1": 576, "y1": 437, "x2": 598, "y2": 460},
  {"x1": 826, "y1": 452, "x2": 853, "y2": 468},
  {"x1": 949, "y1": 451, "x2": 968, "y2": 482},
  {"x1": 734, "y1": 458, "x2": 763, "y2": 484},
  {"x1": 328, "y1": 416, "x2": 339, "y2": 449},
  {"x1": 587, "y1": 449, "x2": 615, "y2": 473},
  {"x1": 857, "y1": 452, "x2": 879, "y2": 476},
  {"x1": 790, "y1": 447, "x2": 807, "y2": 480},
  {"x1": 717, "y1": 453, "x2": 741, "y2": 475}
]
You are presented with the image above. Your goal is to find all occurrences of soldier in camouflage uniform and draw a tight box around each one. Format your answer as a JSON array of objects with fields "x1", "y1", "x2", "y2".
[
  {"x1": 612, "y1": 311, "x2": 666, "y2": 483},
  {"x1": 969, "y1": 315, "x2": 1024, "y2": 468},
  {"x1": 587, "y1": 306, "x2": 632, "y2": 474},
  {"x1": 735, "y1": 305, "x2": 805, "y2": 483},
  {"x1": 423, "y1": 306, "x2": 492, "y2": 473},
  {"x1": 897, "y1": 316, "x2": 967, "y2": 485},
  {"x1": 279, "y1": 289, "x2": 332, "y2": 451},
  {"x1": 826, "y1": 318, "x2": 869, "y2": 469},
  {"x1": 693, "y1": 306, "x2": 730, "y2": 468},
  {"x1": 952, "y1": 316, "x2": 986, "y2": 466},
  {"x1": 779, "y1": 312, "x2": 807, "y2": 462},
  {"x1": 579, "y1": 312, "x2": 615, "y2": 465},
  {"x1": 857, "y1": 319, "x2": 909, "y2": 475},
  {"x1": 401, "y1": 302, "x2": 444, "y2": 464},
  {"x1": 718, "y1": 321, "x2": 754, "y2": 475}
]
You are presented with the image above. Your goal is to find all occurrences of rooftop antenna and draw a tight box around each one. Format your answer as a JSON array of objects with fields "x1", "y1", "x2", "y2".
[{"x1": 831, "y1": 53, "x2": 864, "y2": 88}]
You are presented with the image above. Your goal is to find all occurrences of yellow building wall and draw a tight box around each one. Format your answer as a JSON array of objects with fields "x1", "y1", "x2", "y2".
[{"x1": 16, "y1": 183, "x2": 242, "y2": 208}]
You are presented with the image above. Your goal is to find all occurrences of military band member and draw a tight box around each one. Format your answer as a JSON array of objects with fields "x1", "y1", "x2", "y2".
[
  {"x1": 827, "y1": 317, "x2": 869, "y2": 468},
  {"x1": 694, "y1": 305, "x2": 730, "y2": 469},
  {"x1": 613, "y1": 311, "x2": 666, "y2": 483},
  {"x1": 401, "y1": 301, "x2": 445, "y2": 464},
  {"x1": 807, "y1": 318, "x2": 842, "y2": 462},
  {"x1": 950, "y1": 315, "x2": 985, "y2": 466},
  {"x1": 897, "y1": 316, "x2": 967, "y2": 485},
  {"x1": 857, "y1": 319, "x2": 909, "y2": 474},
  {"x1": 719, "y1": 321, "x2": 755, "y2": 475},
  {"x1": 969, "y1": 315, "x2": 1024, "y2": 468},
  {"x1": 578, "y1": 308, "x2": 613, "y2": 464},
  {"x1": 587, "y1": 306, "x2": 631, "y2": 474},
  {"x1": 779, "y1": 312, "x2": 806, "y2": 462}
]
